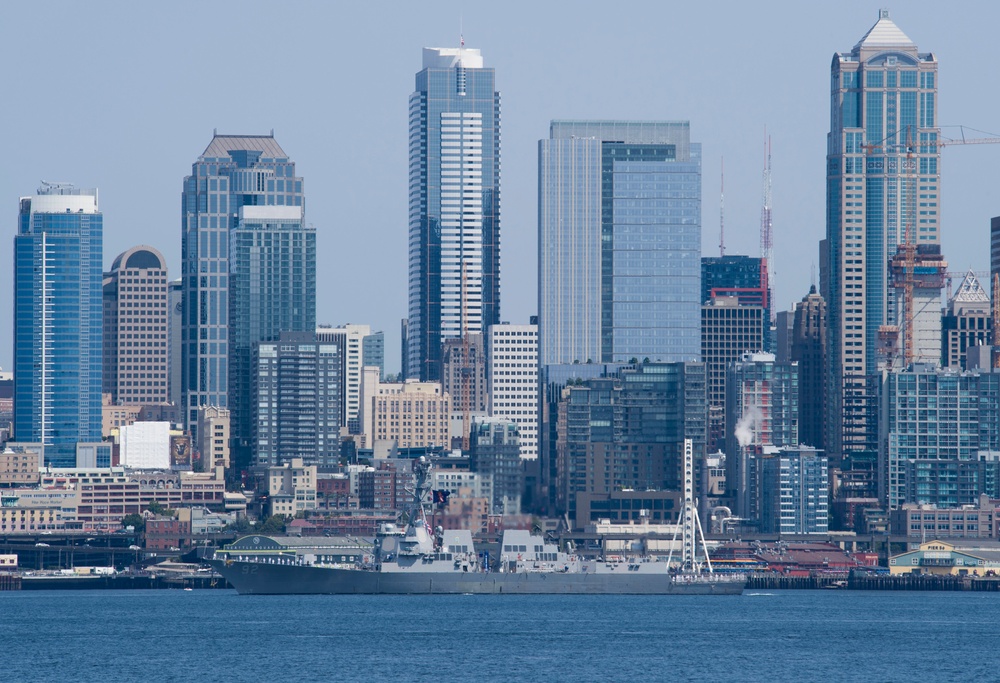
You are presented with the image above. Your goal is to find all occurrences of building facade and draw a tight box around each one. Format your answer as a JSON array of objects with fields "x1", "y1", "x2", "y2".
[
  {"x1": 365, "y1": 381, "x2": 451, "y2": 451},
  {"x1": 487, "y1": 323, "x2": 539, "y2": 460},
  {"x1": 316, "y1": 324, "x2": 384, "y2": 432},
  {"x1": 196, "y1": 406, "x2": 230, "y2": 471},
  {"x1": 181, "y1": 134, "x2": 306, "y2": 436},
  {"x1": 407, "y1": 47, "x2": 501, "y2": 382},
  {"x1": 14, "y1": 183, "x2": 103, "y2": 466},
  {"x1": 824, "y1": 10, "x2": 940, "y2": 459},
  {"x1": 941, "y1": 270, "x2": 992, "y2": 370},
  {"x1": 757, "y1": 446, "x2": 829, "y2": 535},
  {"x1": 253, "y1": 332, "x2": 341, "y2": 468},
  {"x1": 103, "y1": 246, "x2": 169, "y2": 406},
  {"x1": 539, "y1": 120, "x2": 702, "y2": 367},
  {"x1": 470, "y1": 417, "x2": 522, "y2": 515}
]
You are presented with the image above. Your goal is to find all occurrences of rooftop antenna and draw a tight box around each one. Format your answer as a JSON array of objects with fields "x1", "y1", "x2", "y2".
[
  {"x1": 460, "y1": 15, "x2": 464, "y2": 48},
  {"x1": 719, "y1": 157, "x2": 726, "y2": 257}
]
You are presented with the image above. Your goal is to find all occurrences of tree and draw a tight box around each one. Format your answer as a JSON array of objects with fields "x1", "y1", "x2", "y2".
[
  {"x1": 256, "y1": 515, "x2": 286, "y2": 535},
  {"x1": 121, "y1": 513, "x2": 145, "y2": 532}
]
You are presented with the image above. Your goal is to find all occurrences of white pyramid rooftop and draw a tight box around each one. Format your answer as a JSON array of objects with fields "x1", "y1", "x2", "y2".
[
  {"x1": 953, "y1": 270, "x2": 990, "y2": 304},
  {"x1": 854, "y1": 10, "x2": 915, "y2": 51}
]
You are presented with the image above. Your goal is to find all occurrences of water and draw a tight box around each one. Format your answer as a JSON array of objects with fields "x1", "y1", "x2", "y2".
[{"x1": 2, "y1": 589, "x2": 995, "y2": 682}]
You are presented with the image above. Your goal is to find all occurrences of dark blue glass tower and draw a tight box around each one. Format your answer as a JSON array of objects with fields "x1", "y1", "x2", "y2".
[{"x1": 14, "y1": 183, "x2": 103, "y2": 466}]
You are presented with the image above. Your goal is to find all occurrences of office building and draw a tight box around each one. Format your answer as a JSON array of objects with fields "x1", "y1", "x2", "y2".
[
  {"x1": 470, "y1": 417, "x2": 523, "y2": 514},
  {"x1": 196, "y1": 405, "x2": 230, "y2": 471},
  {"x1": 702, "y1": 255, "x2": 771, "y2": 351},
  {"x1": 791, "y1": 285, "x2": 828, "y2": 450},
  {"x1": 14, "y1": 183, "x2": 103, "y2": 466},
  {"x1": 168, "y1": 278, "x2": 183, "y2": 407},
  {"x1": 103, "y1": 245, "x2": 169, "y2": 406},
  {"x1": 316, "y1": 324, "x2": 384, "y2": 432},
  {"x1": 407, "y1": 46, "x2": 501, "y2": 382},
  {"x1": 362, "y1": 379, "x2": 451, "y2": 451},
  {"x1": 941, "y1": 270, "x2": 991, "y2": 370},
  {"x1": 539, "y1": 120, "x2": 701, "y2": 367},
  {"x1": 487, "y1": 322, "x2": 539, "y2": 460},
  {"x1": 824, "y1": 10, "x2": 940, "y2": 458},
  {"x1": 253, "y1": 332, "x2": 341, "y2": 468},
  {"x1": 181, "y1": 133, "x2": 308, "y2": 439},
  {"x1": 442, "y1": 333, "x2": 488, "y2": 443}
]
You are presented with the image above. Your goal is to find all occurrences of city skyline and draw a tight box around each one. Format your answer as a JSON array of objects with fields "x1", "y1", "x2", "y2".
[{"x1": 2, "y1": 2, "x2": 999, "y2": 374}]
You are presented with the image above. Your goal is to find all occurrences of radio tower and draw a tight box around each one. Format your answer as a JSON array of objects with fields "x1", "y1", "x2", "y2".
[
  {"x1": 760, "y1": 133, "x2": 774, "y2": 315},
  {"x1": 719, "y1": 158, "x2": 726, "y2": 257}
]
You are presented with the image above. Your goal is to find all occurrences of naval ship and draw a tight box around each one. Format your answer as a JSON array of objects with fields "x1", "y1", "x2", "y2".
[{"x1": 210, "y1": 446, "x2": 745, "y2": 595}]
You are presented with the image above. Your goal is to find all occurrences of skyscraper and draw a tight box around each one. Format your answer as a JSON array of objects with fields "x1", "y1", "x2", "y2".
[
  {"x1": 407, "y1": 47, "x2": 501, "y2": 382},
  {"x1": 103, "y1": 245, "x2": 169, "y2": 406},
  {"x1": 14, "y1": 183, "x2": 103, "y2": 466},
  {"x1": 824, "y1": 10, "x2": 939, "y2": 458},
  {"x1": 539, "y1": 121, "x2": 701, "y2": 367},
  {"x1": 180, "y1": 133, "x2": 307, "y2": 444},
  {"x1": 791, "y1": 285, "x2": 828, "y2": 451}
]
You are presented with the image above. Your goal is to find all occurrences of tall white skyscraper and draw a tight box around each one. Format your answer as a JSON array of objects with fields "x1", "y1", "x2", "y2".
[{"x1": 488, "y1": 323, "x2": 539, "y2": 460}]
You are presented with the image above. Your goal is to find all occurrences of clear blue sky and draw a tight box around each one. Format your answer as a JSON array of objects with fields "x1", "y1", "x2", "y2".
[{"x1": 2, "y1": 1, "x2": 998, "y2": 373}]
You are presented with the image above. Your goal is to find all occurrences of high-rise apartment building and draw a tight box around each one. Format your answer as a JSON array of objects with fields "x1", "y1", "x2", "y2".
[
  {"x1": 253, "y1": 332, "x2": 340, "y2": 468},
  {"x1": 941, "y1": 270, "x2": 992, "y2": 370},
  {"x1": 791, "y1": 285, "x2": 828, "y2": 451},
  {"x1": 181, "y1": 133, "x2": 306, "y2": 438},
  {"x1": 103, "y1": 246, "x2": 169, "y2": 406},
  {"x1": 407, "y1": 47, "x2": 501, "y2": 382},
  {"x1": 757, "y1": 446, "x2": 829, "y2": 535},
  {"x1": 539, "y1": 121, "x2": 701, "y2": 367},
  {"x1": 316, "y1": 324, "x2": 384, "y2": 432},
  {"x1": 14, "y1": 183, "x2": 103, "y2": 466},
  {"x1": 824, "y1": 10, "x2": 940, "y2": 458},
  {"x1": 487, "y1": 323, "x2": 539, "y2": 460}
]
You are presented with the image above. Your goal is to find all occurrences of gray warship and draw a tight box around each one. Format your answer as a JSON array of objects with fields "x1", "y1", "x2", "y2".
[{"x1": 210, "y1": 447, "x2": 744, "y2": 595}]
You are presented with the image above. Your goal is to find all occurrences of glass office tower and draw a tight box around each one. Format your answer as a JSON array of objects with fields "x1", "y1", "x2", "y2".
[
  {"x1": 824, "y1": 10, "x2": 939, "y2": 457},
  {"x1": 407, "y1": 47, "x2": 501, "y2": 381},
  {"x1": 14, "y1": 183, "x2": 104, "y2": 466},
  {"x1": 539, "y1": 121, "x2": 701, "y2": 366},
  {"x1": 181, "y1": 134, "x2": 308, "y2": 446}
]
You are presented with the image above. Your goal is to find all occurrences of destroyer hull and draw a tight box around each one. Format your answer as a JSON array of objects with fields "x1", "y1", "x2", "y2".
[{"x1": 209, "y1": 560, "x2": 744, "y2": 595}]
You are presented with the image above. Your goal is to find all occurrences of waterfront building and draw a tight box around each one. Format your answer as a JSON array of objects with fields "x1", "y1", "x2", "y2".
[
  {"x1": 701, "y1": 296, "x2": 765, "y2": 452},
  {"x1": 880, "y1": 364, "x2": 1000, "y2": 509},
  {"x1": 724, "y1": 352, "x2": 799, "y2": 519},
  {"x1": 888, "y1": 540, "x2": 1000, "y2": 575},
  {"x1": 253, "y1": 332, "x2": 341, "y2": 468},
  {"x1": 407, "y1": 46, "x2": 501, "y2": 382},
  {"x1": 941, "y1": 270, "x2": 992, "y2": 370},
  {"x1": 102, "y1": 246, "x2": 169, "y2": 406},
  {"x1": 824, "y1": 10, "x2": 940, "y2": 459},
  {"x1": 487, "y1": 322, "x2": 539, "y2": 460},
  {"x1": 181, "y1": 133, "x2": 308, "y2": 441},
  {"x1": 539, "y1": 121, "x2": 701, "y2": 367},
  {"x1": 470, "y1": 417, "x2": 522, "y2": 514},
  {"x1": 316, "y1": 324, "x2": 384, "y2": 432},
  {"x1": 791, "y1": 285, "x2": 828, "y2": 450},
  {"x1": 14, "y1": 183, "x2": 103, "y2": 466},
  {"x1": 890, "y1": 494, "x2": 997, "y2": 539}
]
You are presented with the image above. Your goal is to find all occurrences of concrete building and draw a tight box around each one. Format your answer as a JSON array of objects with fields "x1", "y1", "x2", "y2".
[
  {"x1": 407, "y1": 47, "x2": 501, "y2": 382},
  {"x1": 316, "y1": 324, "x2": 384, "y2": 431},
  {"x1": 539, "y1": 121, "x2": 701, "y2": 367},
  {"x1": 0, "y1": 444, "x2": 41, "y2": 487},
  {"x1": 941, "y1": 270, "x2": 992, "y2": 370},
  {"x1": 824, "y1": 10, "x2": 940, "y2": 460},
  {"x1": 890, "y1": 495, "x2": 997, "y2": 540},
  {"x1": 362, "y1": 379, "x2": 451, "y2": 451},
  {"x1": 14, "y1": 183, "x2": 103, "y2": 466},
  {"x1": 267, "y1": 458, "x2": 317, "y2": 517},
  {"x1": 702, "y1": 296, "x2": 766, "y2": 452},
  {"x1": 197, "y1": 406, "x2": 230, "y2": 471},
  {"x1": 103, "y1": 245, "x2": 169, "y2": 405},
  {"x1": 488, "y1": 322, "x2": 539, "y2": 460}
]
